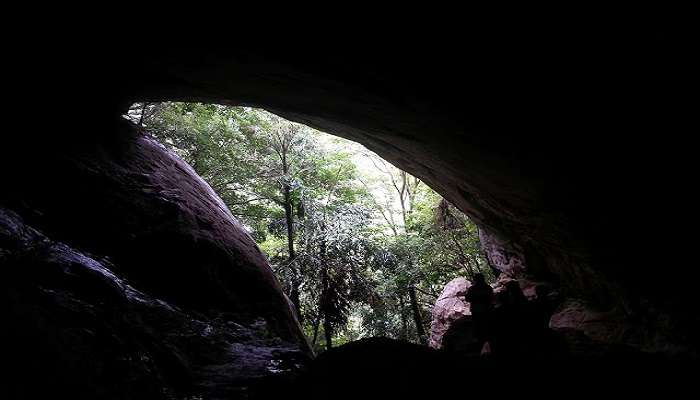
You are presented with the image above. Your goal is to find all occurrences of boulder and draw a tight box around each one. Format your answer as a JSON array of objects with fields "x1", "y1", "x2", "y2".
[
  {"x1": 1, "y1": 121, "x2": 312, "y2": 398},
  {"x1": 3, "y1": 120, "x2": 306, "y2": 348},
  {"x1": 429, "y1": 277, "x2": 473, "y2": 350},
  {"x1": 1, "y1": 207, "x2": 309, "y2": 399},
  {"x1": 429, "y1": 276, "x2": 544, "y2": 351}
]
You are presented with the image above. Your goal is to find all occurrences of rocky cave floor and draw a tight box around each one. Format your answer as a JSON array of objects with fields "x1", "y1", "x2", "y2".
[{"x1": 275, "y1": 336, "x2": 693, "y2": 400}]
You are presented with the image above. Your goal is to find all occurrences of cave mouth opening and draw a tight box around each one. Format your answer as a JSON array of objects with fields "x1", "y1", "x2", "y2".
[
  {"x1": 3, "y1": 34, "x2": 695, "y2": 399},
  {"x1": 123, "y1": 101, "x2": 496, "y2": 353}
]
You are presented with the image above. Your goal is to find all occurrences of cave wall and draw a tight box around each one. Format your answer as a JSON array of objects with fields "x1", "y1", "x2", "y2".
[
  {"x1": 103, "y1": 41, "x2": 695, "y2": 348},
  {"x1": 4, "y1": 25, "x2": 697, "y2": 361},
  {"x1": 1, "y1": 119, "x2": 310, "y2": 397},
  {"x1": 1, "y1": 208, "x2": 308, "y2": 399},
  {"x1": 103, "y1": 38, "x2": 689, "y2": 303}
]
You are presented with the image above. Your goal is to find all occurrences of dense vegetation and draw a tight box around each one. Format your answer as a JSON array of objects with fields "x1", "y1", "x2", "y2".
[{"x1": 125, "y1": 102, "x2": 494, "y2": 352}]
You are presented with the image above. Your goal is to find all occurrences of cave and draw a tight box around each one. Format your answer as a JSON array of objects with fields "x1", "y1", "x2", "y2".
[{"x1": 2, "y1": 26, "x2": 697, "y2": 399}]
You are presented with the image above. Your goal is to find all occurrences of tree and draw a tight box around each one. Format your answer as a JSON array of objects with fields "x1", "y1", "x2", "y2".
[
  {"x1": 267, "y1": 118, "x2": 307, "y2": 321},
  {"x1": 125, "y1": 101, "x2": 491, "y2": 349},
  {"x1": 351, "y1": 153, "x2": 493, "y2": 344},
  {"x1": 129, "y1": 103, "x2": 324, "y2": 320},
  {"x1": 359, "y1": 154, "x2": 429, "y2": 343},
  {"x1": 293, "y1": 152, "x2": 373, "y2": 350},
  {"x1": 126, "y1": 102, "x2": 278, "y2": 236}
]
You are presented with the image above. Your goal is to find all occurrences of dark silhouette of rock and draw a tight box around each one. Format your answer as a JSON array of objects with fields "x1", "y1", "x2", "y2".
[
  {"x1": 440, "y1": 316, "x2": 479, "y2": 354},
  {"x1": 464, "y1": 273, "x2": 495, "y2": 348},
  {"x1": 1, "y1": 207, "x2": 310, "y2": 399},
  {"x1": 292, "y1": 336, "x2": 686, "y2": 400}
]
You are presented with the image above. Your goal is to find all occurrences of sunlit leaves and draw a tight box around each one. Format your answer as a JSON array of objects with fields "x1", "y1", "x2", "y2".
[{"x1": 126, "y1": 102, "x2": 490, "y2": 348}]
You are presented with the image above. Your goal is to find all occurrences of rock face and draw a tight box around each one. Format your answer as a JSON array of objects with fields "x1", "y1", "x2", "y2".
[
  {"x1": 430, "y1": 273, "x2": 695, "y2": 358},
  {"x1": 5, "y1": 121, "x2": 306, "y2": 345},
  {"x1": 428, "y1": 277, "x2": 472, "y2": 350},
  {"x1": 549, "y1": 298, "x2": 694, "y2": 358},
  {"x1": 550, "y1": 299, "x2": 627, "y2": 345},
  {"x1": 478, "y1": 228, "x2": 526, "y2": 276},
  {"x1": 1, "y1": 121, "x2": 310, "y2": 398},
  {"x1": 1, "y1": 208, "x2": 309, "y2": 399},
  {"x1": 429, "y1": 276, "x2": 545, "y2": 352},
  {"x1": 491, "y1": 274, "x2": 543, "y2": 300}
]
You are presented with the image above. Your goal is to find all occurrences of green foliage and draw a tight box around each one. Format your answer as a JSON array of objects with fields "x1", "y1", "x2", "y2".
[{"x1": 125, "y1": 102, "x2": 491, "y2": 349}]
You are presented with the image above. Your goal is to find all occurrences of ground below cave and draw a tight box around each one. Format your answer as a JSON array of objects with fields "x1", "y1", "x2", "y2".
[{"x1": 287, "y1": 337, "x2": 691, "y2": 400}]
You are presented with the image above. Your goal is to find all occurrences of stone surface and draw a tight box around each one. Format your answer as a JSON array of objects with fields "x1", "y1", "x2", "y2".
[
  {"x1": 491, "y1": 274, "x2": 542, "y2": 300},
  {"x1": 431, "y1": 274, "x2": 695, "y2": 358},
  {"x1": 478, "y1": 228, "x2": 526, "y2": 276},
  {"x1": 428, "y1": 277, "x2": 472, "y2": 349},
  {"x1": 549, "y1": 298, "x2": 694, "y2": 358},
  {"x1": 1, "y1": 207, "x2": 309, "y2": 399},
  {"x1": 429, "y1": 276, "x2": 546, "y2": 352},
  {"x1": 294, "y1": 336, "x2": 683, "y2": 399},
  {"x1": 1, "y1": 121, "x2": 311, "y2": 398},
  {"x1": 3, "y1": 120, "x2": 306, "y2": 348}
]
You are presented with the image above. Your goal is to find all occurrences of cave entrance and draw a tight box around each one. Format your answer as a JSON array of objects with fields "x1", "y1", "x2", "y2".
[{"x1": 124, "y1": 102, "x2": 493, "y2": 353}]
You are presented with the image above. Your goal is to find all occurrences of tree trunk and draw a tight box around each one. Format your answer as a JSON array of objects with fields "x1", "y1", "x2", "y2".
[
  {"x1": 283, "y1": 182, "x2": 302, "y2": 322},
  {"x1": 283, "y1": 185, "x2": 295, "y2": 260},
  {"x1": 323, "y1": 315, "x2": 333, "y2": 351},
  {"x1": 138, "y1": 102, "x2": 149, "y2": 126},
  {"x1": 319, "y1": 224, "x2": 332, "y2": 350},
  {"x1": 399, "y1": 295, "x2": 408, "y2": 341},
  {"x1": 289, "y1": 284, "x2": 302, "y2": 324},
  {"x1": 311, "y1": 315, "x2": 321, "y2": 345},
  {"x1": 408, "y1": 284, "x2": 427, "y2": 345},
  {"x1": 321, "y1": 266, "x2": 333, "y2": 350}
]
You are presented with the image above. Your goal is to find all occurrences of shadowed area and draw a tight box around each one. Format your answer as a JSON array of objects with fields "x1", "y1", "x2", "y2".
[{"x1": 2, "y1": 23, "x2": 696, "y2": 398}]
